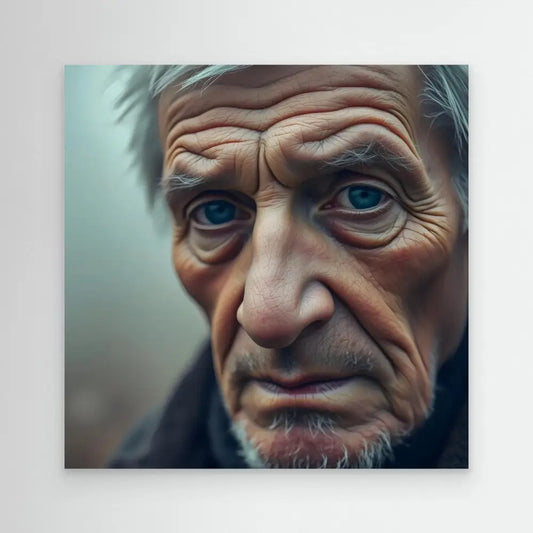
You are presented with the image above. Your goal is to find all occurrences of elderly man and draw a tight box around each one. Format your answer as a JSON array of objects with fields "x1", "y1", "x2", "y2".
[{"x1": 110, "y1": 65, "x2": 468, "y2": 468}]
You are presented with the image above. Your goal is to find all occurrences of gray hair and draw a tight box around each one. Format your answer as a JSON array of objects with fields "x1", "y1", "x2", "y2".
[{"x1": 113, "y1": 65, "x2": 468, "y2": 223}]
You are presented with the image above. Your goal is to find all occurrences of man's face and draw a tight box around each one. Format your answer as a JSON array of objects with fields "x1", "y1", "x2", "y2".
[{"x1": 158, "y1": 66, "x2": 468, "y2": 467}]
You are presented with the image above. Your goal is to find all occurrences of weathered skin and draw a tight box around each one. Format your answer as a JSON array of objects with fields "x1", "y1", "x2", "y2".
[{"x1": 158, "y1": 66, "x2": 468, "y2": 467}]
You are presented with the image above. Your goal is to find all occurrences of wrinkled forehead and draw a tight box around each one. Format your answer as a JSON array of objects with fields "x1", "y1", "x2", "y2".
[{"x1": 157, "y1": 65, "x2": 424, "y2": 136}]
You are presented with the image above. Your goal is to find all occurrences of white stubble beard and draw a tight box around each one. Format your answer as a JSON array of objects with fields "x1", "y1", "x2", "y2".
[{"x1": 230, "y1": 415, "x2": 395, "y2": 469}]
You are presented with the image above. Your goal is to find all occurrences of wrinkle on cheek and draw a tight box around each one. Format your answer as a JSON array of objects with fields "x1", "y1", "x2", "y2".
[
  {"x1": 172, "y1": 245, "x2": 221, "y2": 316},
  {"x1": 346, "y1": 239, "x2": 460, "y2": 426},
  {"x1": 409, "y1": 224, "x2": 455, "y2": 261},
  {"x1": 361, "y1": 217, "x2": 457, "y2": 298},
  {"x1": 392, "y1": 355, "x2": 433, "y2": 421},
  {"x1": 393, "y1": 228, "x2": 450, "y2": 275},
  {"x1": 361, "y1": 329, "x2": 433, "y2": 428},
  {"x1": 330, "y1": 256, "x2": 433, "y2": 426}
]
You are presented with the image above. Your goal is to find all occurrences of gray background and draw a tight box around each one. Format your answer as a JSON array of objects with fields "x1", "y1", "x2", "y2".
[{"x1": 65, "y1": 66, "x2": 207, "y2": 467}]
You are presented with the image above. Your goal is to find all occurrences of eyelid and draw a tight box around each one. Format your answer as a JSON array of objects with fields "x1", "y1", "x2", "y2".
[
  {"x1": 319, "y1": 177, "x2": 395, "y2": 213},
  {"x1": 186, "y1": 192, "x2": 254, "y2": 227},
  {"x1": 334, "y1": 172, "x2": 397, "y2": 197}
]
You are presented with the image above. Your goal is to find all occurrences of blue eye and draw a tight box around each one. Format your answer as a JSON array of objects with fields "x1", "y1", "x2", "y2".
[
  {"x1": 202, "y1": 200, "x2": 236, "y2": 225},
  {"x1": 347, "y1": 186, "x2": 383, "y2": 210}
]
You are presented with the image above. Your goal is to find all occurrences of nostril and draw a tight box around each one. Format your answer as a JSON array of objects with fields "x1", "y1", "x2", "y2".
[{"x1": 242, "y1": 318, "x2": 303, "y2": 350}]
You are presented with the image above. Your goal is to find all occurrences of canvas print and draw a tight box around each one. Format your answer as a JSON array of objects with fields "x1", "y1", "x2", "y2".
[{"x1": 65, "y1": 65, "x2": 468, "y2": 468}]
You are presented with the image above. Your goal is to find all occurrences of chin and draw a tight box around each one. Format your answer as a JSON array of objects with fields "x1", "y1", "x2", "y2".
[{"x1": 230, "y1": 410, "x2": 409, "y2": 469}]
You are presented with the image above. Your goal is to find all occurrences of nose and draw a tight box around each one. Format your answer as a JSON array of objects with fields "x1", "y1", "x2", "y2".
[{"x1": 236, "y1": 210, "x2": 335, "y2": 349}]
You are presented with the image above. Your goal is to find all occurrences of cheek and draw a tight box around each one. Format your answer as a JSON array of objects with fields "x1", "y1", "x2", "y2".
[
  {"x1": 327, "y1": 228, "x2": 465, "y2": 422},
  {"x1": 413, "y1": 233, "x2": 468, "y2": 362},
  {"x1": 172, "y1": 244, "x2": 222, "y2": 316},
  {"x1": 173, "y1": 241, "x2": 250, "y2": 370},
  {"x1": 361, "y1": 223, "x2": 467, "y2": 360}
]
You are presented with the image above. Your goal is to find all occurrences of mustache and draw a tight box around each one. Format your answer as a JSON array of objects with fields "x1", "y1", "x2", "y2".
[{"x1": 230, "y1": 345, "x2": 377, "y2": 381}]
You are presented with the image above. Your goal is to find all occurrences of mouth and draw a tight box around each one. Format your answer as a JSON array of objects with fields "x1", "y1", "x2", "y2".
[
  {"x1": 255, "y1": 375, "x2": 354, "y2": 396},
  {"x1": 240, "y1": 372, "x2": 387, "y2": 428}
]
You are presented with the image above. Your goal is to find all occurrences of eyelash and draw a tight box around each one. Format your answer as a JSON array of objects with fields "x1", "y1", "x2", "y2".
[
  {"x1": 186, "y1": 193, "x2": 252, "y2": 228},
  {"x1": 320, "y1": 182, "x2": 394, "y2": 215}
]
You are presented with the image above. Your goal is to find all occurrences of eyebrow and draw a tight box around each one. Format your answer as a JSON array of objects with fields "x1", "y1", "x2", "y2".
[
  {"x1": 161, "y1": 173, "x2": 207, "y2": 197},
  {"x1": 161, "y1": 141, "x2": 417, "y2": 198},
  {"x1": 322, "y1": 141, "x2": 416, "y2": 175}
]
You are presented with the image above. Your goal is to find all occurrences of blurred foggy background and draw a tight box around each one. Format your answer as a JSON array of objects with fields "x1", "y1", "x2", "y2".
[{"x1": 65, "y1": 66, "x2": 208, "y2": 468}]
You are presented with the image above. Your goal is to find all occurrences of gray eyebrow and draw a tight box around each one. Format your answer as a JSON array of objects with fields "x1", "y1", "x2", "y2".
[
  {"x1": 323, "y1": 142, "x2": 416, "y2": 174},
  {"x1": 161, "y1": 173, "x2": 207, "y2": 197}
]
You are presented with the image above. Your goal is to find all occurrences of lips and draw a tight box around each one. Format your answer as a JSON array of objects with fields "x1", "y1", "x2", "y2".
[
  {"x1": 240, "y1": 372, "x2": 387, "y2": 430},
  {"x1": 255, "y1": 375, "x2": 354, "y2": 395}
]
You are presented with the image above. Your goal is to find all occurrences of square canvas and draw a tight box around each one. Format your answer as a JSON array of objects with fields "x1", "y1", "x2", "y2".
[{"x1": 65, "y1": 65, "x2": 468, "y2": 469}]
